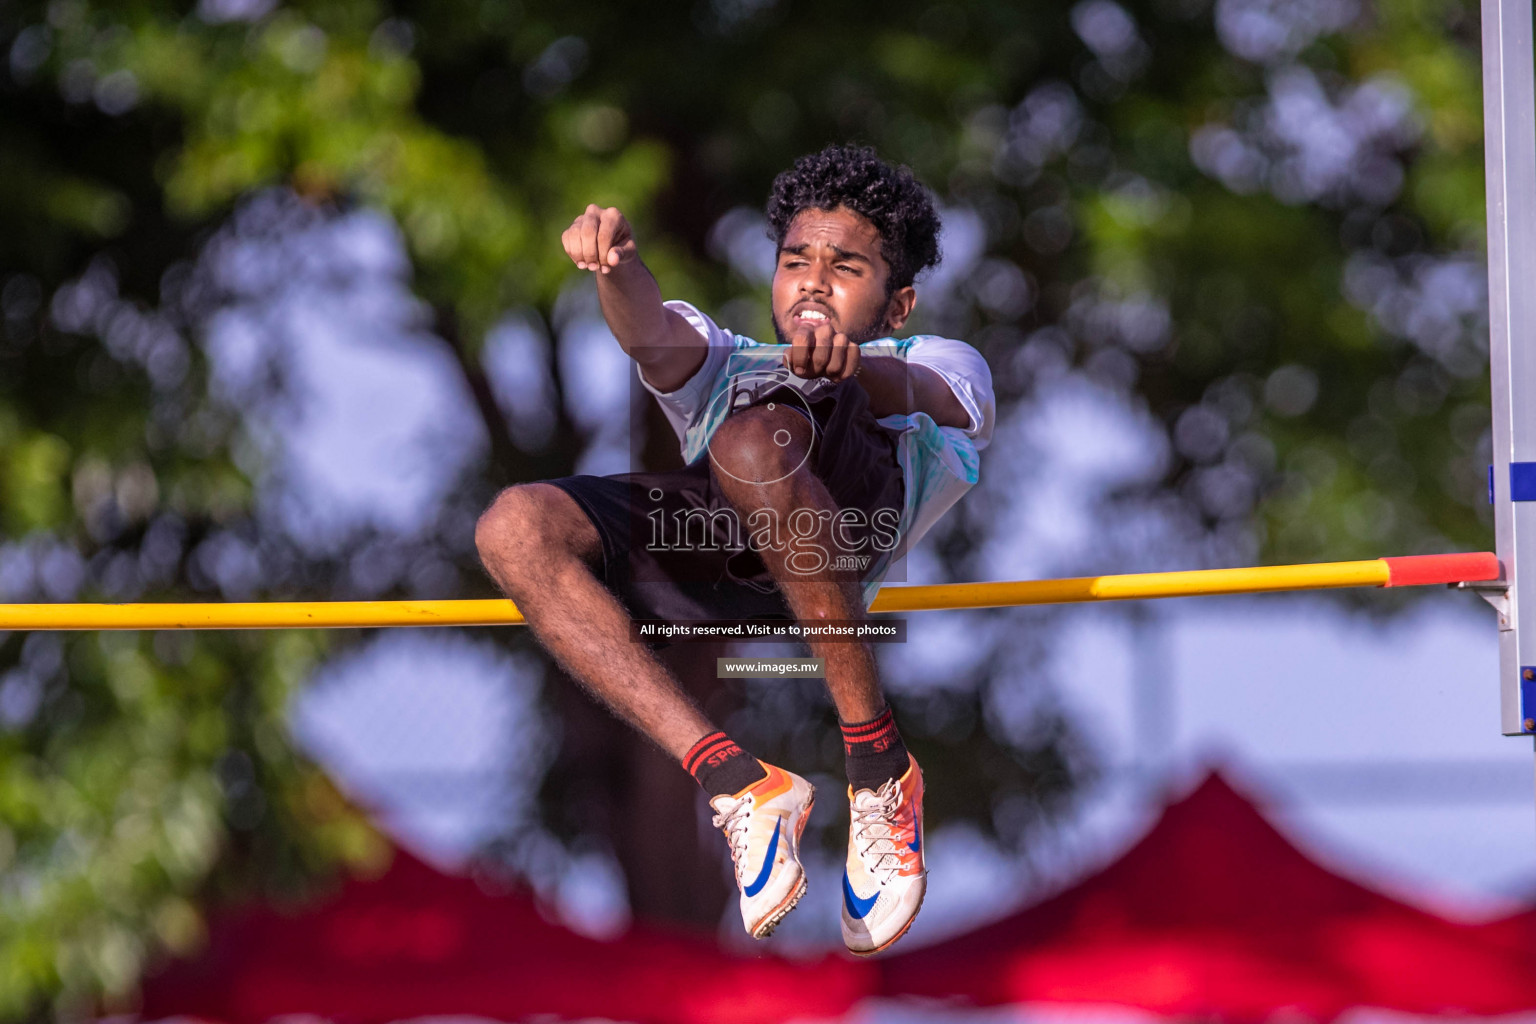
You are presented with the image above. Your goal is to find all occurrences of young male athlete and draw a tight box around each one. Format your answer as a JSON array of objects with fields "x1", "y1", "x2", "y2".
[{"x1": 474, "y1": 145, "x2": 994, "y2": 953}]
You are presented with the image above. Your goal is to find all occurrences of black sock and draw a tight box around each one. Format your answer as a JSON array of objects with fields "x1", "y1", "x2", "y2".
[
  {"x1": 683, "y1": 731, "x2": 767, "y2": 798},
  {"x1": 841, "y1": 704, "x2": 910, "y2": 792}
]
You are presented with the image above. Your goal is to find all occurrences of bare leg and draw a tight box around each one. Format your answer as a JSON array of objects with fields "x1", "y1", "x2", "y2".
[
  {"x1": 474, "y1": 483, "x2": 715, "y2": 759},
  {"x1": 708, "y1": 405, "x2": 885, "y2": 722}
]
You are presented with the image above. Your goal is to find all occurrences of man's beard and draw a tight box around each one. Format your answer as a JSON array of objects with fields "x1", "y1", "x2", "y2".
[{"x1": 772, "y1": 305, "x2": 891, "y2": 347}]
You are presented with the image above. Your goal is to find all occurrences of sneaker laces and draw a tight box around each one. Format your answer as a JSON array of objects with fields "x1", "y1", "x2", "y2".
[
  {"x1": 711, "y1": 794, "x2": 755, "y2": 883},
  {"x1": 851, "y1": 779, "x2": 908, "y2": 884}
]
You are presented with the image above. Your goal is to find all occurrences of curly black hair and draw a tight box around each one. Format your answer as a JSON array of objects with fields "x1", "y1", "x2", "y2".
[{"x1": 766, "y1": 144, "x2": 942, "y2": 293}]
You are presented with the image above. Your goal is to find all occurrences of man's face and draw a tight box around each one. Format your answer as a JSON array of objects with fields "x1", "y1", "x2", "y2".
[{"x1": 770, "y1": 206, "x2": 915, "y2": 345}]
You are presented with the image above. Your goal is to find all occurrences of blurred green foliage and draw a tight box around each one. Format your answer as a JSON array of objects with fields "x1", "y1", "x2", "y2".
[{"x1": 0, "y1": 0, "x2": 1494, "y2": 1016}]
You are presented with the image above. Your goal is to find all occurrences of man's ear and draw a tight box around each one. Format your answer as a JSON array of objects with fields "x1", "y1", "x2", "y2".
[{"x1": 884, "y1": 286, "x2": 918, "y2": 332}]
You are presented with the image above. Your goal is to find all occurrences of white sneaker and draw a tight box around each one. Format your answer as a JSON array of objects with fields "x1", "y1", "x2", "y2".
[
  {"x1": 710, "y1": 761, "x2": 816, "y2": 939},
  {"x1": 841, "y1": 755, "x2": 926, "y2": 955}
]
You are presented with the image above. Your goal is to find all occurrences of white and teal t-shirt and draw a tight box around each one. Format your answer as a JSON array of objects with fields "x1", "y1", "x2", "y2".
[{"x1": 639, "y1": 300, "x2": 995, "y2": 609}]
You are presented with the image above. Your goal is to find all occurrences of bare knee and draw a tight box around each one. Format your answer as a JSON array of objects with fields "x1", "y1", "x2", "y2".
[
  {"x1": 475, "y1": 483, "x2": 600, "y2": 591},
  {"x1": 709, "y1": 405, "x2": 814, "y2": 486}
]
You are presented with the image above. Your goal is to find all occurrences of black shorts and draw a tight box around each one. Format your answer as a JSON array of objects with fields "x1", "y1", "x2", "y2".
[{"x1": 543, "y1": 376, "x2": 905, "y2": 626}]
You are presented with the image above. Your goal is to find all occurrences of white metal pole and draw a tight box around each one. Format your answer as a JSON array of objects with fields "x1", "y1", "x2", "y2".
[{"x1": 1480, "y1": 0, "x2": 1536, "y2": 736}]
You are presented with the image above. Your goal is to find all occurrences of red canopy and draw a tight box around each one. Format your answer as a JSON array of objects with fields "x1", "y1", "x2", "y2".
[
  {"x1": 1469, "y1": 903, "x2": 1536, "y2": 956},
  {"x1": 140, "y1": 849, "x2": 874, "y2": 1024},
  {"x1": 883, "y1": 771, "x2": 1536, "y2": 1020}
]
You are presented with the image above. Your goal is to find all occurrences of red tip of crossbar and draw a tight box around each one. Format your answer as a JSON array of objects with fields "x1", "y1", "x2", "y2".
[{"x1": 1382, "y1": 552, "x2": 1500, "y2": 587}]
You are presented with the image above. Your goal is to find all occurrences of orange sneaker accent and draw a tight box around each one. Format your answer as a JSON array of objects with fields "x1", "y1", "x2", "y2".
[{"x1": 737, "y1": 762, "x2": 793, "y2": 802}]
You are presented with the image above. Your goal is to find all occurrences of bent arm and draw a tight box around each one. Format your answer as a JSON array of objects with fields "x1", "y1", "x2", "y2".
[
  {"x1": 856, "y1": 356, "x2": 972, "y2": 430},
  {"x1": 596, "y1": 260, "x2": 707, "y2": 393}
]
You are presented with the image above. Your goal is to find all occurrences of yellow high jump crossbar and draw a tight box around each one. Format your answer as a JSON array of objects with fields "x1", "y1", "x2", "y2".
[{"x1": 0, "y1": 553, "x2": 1500, "y2": 630}]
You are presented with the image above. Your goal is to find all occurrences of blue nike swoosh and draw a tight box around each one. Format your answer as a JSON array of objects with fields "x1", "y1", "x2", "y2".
[
  {"x1": 743, "y1": 819, "x2": 782, "y2": 898},
  {"x1": 908, "y1": 830, "x2": 922, "y2": 854},
  {"x1": 843, "y1": 871, "x2": 879, "y2": 919}
]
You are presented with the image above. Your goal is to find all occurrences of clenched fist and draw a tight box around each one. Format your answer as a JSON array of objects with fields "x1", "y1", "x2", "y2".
[
  {"x1": 562, "y1": 204, "x2": 638, "y2": 274},
  {"x1": 783, "y1": 321, "x2": 861, "y2": 382}
]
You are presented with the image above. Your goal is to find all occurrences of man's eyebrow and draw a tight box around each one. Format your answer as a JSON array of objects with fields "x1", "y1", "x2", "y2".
[{"x1": 777, "y1": 243, "x2": 873, "y2": 264}]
